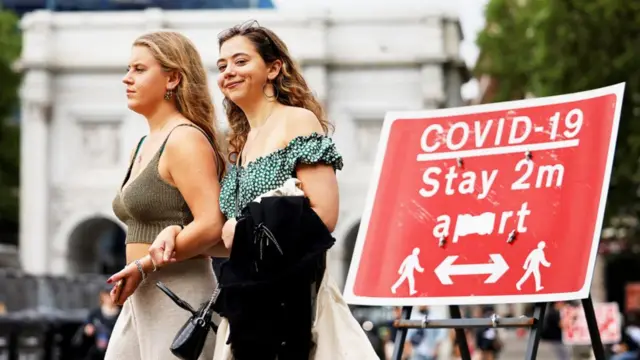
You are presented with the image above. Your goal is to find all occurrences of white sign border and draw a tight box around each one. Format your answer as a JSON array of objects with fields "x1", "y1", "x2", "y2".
[{"x1": 343, "y1": 83, "x2": 627, "y2": 306}]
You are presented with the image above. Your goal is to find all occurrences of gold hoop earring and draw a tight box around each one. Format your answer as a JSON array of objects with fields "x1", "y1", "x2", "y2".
[
  {"x1": 262, "y1": 82, "x2": 278, "y2": 100},
  {"x1": 164, "y1": 89, "x2": 173, "y2": 101}
]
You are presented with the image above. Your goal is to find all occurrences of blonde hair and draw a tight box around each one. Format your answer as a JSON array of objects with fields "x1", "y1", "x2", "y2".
[
  {"x1": 218, "y1": 21, "x2": 332, "y2": 161},
  {"x1": 134, "y1": 31, "x2": 226, "y2": 178}
]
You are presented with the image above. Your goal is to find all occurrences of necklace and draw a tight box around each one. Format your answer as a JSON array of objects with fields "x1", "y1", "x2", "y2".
[
  {"x1": 238, "y1": 105, "x2": 277, "y2": 167},
  {"x1": 136, "y1": 119, "x2": 178, "y2": 165},
  {"x1": 235, "y1": 107, "x2": 276, "y2": 216}
]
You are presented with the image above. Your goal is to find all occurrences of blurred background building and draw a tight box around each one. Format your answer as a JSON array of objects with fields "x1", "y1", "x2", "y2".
[
  {"x1": 16, "y1": 3, "x2": 469, "y2": 287},
  {"x1": 3, "y1": 0, "x2": 640, "y2": 358},
  {"x1": 0, "y1": 1, "x2": 471, "y2": 357}
]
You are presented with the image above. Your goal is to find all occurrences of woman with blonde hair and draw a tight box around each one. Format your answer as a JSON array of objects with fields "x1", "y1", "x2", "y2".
[{"x1": 104, "y1": 31, "x2": 228, "y2": 359}]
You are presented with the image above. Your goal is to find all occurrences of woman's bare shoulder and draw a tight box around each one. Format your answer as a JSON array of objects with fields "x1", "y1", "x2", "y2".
[{"x1": 280, "y1": 106, "x2": 324, "y2": 142}]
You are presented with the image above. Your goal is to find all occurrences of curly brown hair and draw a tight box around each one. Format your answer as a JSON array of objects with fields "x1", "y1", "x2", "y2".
[{"x1": 218, "y1": 20, "x2": 333, "y2": 163}]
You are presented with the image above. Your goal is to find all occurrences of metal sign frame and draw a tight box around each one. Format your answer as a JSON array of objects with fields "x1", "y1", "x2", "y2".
[{"x1": 391, "y1": 296, "x2": 605, "y2": 360}]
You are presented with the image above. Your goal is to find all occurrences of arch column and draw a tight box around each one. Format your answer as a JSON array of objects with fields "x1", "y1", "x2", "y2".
[{"x1": 19, "y1": 70, "x2": 52, "y2": 275}]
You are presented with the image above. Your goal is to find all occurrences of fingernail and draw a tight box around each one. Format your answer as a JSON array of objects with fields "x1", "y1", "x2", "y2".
[{"x1": 106, "y1": 278, "x2": 113, "y2": 284}]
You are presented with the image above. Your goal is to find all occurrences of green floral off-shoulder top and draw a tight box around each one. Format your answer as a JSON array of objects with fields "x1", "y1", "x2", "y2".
[{"x1": 219, "y1": 132, "x2": 344, "y2": 219}]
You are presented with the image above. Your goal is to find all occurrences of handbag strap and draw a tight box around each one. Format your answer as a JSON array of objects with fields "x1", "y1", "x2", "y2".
[
  {"x1": 235, "y1": 166, "x2": 241, "y2": 217},
  {"x1": 235, "y1": 145, "x2": 245, "y2": 218},
  {"x1": 197, "y1": 144, "x2": 243, "y2": 323},
  {"x1": 156, "y1": 281, "x2": 198, "y2": 315},
  {"x1": 197, "y1": 270, "x2": 222, "y2": 322}
]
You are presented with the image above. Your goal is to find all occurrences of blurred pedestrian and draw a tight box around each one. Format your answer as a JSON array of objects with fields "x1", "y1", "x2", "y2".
[
  {"x1": 406, "y1": 306, "x2": 446, "y2": 360},
  {"x1": 450, "y1": 328, "x2": 475, "y2": 359},
  {"x1": 611, "y1": 310, "x2": 640, "y2": 360},
  {"x1": 79, "y1": 286, "x2": 120, "y2": 360},
  {"x1": 474, "y1": 306, "x2": 503, "y2": 360},
  {"x1": 384, "y1": 307, "x2": 413, "y2": 360},
  {"x1": 541, "y1": 302, "x2": 570, "y2": 360}
]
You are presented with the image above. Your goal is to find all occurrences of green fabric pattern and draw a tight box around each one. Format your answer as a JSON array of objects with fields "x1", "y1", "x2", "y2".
[{"x1": 219, "y1": 132, "x2": 343, "y2": 219}]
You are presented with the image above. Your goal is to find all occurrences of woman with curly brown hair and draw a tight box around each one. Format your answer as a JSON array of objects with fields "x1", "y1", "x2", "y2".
[
  {"x1": 149, "y1": 20, "x2": 343, "y2": 359},
  {"x1": 214, "y1": 20, "x2": 342, "y2": 238},
  {"x1": 214, "y1": 20, "x2": 343, "y2": 359}
]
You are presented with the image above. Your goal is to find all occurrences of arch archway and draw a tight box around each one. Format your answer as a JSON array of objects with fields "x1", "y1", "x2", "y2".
[
  {"x1": 67, "y1": 217, "x2": 126, "y2": 275},
  {"x1": 342, "y1": 221, "x2": 360, "y2": 285},
  {"x1": 605, "y1": 252, "x2": 640, "y2": 312}
]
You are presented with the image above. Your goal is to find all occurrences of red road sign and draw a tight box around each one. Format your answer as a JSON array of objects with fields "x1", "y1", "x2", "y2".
[
  {"x1": 343, "y1": 84, "x2": 625, "y2": 306},
  {"x1": 561, "y1": 302, "x2": 621, "y2": 345}
]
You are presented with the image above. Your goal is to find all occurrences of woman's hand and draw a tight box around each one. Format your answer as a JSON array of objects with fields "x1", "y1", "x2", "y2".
[
  {"x1": 148, "y1": 225, "x2": 181, "y2": 268},
  {"x1": 84, "y1": 324, "x2": 95, "y2": 337},
  {"x1": 106, "y1": 262, "x2": 144, "y2": 306},
  {"x1": 222, "y1": 218, "x2": 237, "y2": 249}
]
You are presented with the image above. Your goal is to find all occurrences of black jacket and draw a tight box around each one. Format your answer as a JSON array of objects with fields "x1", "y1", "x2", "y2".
[{"x1": 216, "y1": 195, "x2": 335, "y2": 360}]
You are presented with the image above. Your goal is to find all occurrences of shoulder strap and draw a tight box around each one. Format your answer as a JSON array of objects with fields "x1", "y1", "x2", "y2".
[
  {"x1": 235, "y1": 166, "x2": 241, "y2": 217},
  {"x1": 158, "y1": 123, "x2": 225, "y2": 179},
  {"x1": 159, "y1": 123, "x2": 195, "y2": 154},
  {"x1": 159, "y1": 123, "x2": 221, "y2": 154},
  {"x1": 120, "y1": 136, "x2": 146, "y2": 189},
  {"x1": 132, "y1": 136, "x2": 146, "y2": 163},
  {"x1": 234, "y1": 141, "x2": 247, "y2": 217},
  {"x1": 127, "y1": 136, "x2": 146, "y2": 170}
]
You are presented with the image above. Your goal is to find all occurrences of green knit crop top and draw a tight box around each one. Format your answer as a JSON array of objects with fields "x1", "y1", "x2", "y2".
[{"x1": 112, "y1": 124, "x2": 218, "y2": 245}]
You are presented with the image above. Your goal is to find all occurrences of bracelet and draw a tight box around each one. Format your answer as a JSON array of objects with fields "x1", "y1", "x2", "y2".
[{"x1": 134, "y1": 259, "x2": 147, "y2": 282}]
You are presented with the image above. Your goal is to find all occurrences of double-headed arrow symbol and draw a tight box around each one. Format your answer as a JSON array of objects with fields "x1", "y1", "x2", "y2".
[{"x1": 434, "y1": 254, "x2": 509, "y2": 285}]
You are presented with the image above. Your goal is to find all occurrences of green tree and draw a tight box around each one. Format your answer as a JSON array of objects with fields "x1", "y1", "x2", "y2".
[
  {"x1": 0, "y1": 9, "x2": 22, "y2": 244},
  {"x1": 475, "y1": 0, "x2": 640, "y2": 224}
]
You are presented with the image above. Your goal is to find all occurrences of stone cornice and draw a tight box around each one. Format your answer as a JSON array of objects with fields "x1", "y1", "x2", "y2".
[{"x1": 19, "y1": 8, "x2": 465, "y2": 72}]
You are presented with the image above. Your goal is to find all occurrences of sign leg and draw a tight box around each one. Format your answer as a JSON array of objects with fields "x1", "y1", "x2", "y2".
[
  {"x1": 449, "y1": 305, "x2": 472, "y2": 360},
  {"x1": 581, "y1": 296, "x2": 606, "y2": 360},
  {"x1": 392, "y1": 306, "x2": 412, "y2": 360},
  {"x1": 524, "y1": 302, "x2": 548, "y2": 360}
]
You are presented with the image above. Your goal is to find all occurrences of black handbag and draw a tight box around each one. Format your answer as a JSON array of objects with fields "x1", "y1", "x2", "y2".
[{"x1": 156, "y1": 279, "x2": 221, "y2": 360}]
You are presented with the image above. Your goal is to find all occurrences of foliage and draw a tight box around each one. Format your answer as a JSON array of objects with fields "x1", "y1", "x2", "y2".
[
  {"x1": 475, "y1": 0, "x2": 640, "y2": 224},
  {"x1": 0, "y1": 9, "x2": 22, "y2": 243}
]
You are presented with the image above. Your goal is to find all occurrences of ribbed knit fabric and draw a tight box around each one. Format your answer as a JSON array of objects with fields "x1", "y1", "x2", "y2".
[{"x1": 112, "y1": 124, "x2": 204, "y2": 244}]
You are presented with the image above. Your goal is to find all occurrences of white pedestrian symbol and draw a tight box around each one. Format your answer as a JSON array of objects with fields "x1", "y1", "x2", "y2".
[
  {"x1": 516, "y1": 241, "x2": 551, "y2": 292},
  {"x1": 391, "y1": 247, "x2": 424, "y2": 295}
]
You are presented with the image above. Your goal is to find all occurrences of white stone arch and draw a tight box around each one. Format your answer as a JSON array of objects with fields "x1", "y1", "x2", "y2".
[
  {"x1": 51, "y1": 210, "x2": 125, "y2": 275},
  {"x1": 329, "y1": 216, "x2": 361, "y2": 290},
  {"x1": 341, "y1": 219, "x2": 361, "y2": 279}
]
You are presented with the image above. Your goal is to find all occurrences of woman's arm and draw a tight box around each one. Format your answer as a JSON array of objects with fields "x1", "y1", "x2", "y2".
[
  {"x1": 283, "y1": 109, "x2": 340, "y2": 232},
  {"x1": 296, "y1": 164, "x2": 339, "y2": 231},
  {"x1": 159, "y1": 126, "x2": 226, "y2": 261},
  {"x1": 204, "y1": 241, "x2": 230, "y2": 257}
]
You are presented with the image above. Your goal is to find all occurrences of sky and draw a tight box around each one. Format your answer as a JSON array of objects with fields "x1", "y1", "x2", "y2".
[
  {"x1": 457, "y1": 0, "x2": 490, "y2": 99},
  {"x1": 271, "y1": 0, "x2": 490, "y2": 100}
]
